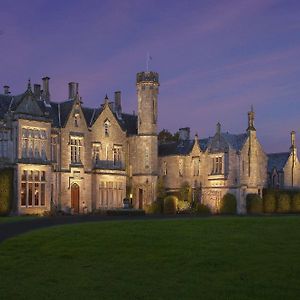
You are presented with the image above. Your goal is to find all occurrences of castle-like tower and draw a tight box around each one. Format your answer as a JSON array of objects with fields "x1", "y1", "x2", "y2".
[{"x1": 130, "y1": 71, "x2": 159, "y2": 209}]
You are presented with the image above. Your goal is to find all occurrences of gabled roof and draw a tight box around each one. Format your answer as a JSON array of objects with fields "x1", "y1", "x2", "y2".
[
  {"x1": 221, "y1": 133, "x2": 248, "y2": 151},
  {"x1": 267, "y1": 152, "x2": 290, "y2": 172},
  {"x1": 119, "y1": 113, "x2": 138, "y2": 135},
  {"x1": 158, "y1": 138, "x2": 208, "y2": 157}
]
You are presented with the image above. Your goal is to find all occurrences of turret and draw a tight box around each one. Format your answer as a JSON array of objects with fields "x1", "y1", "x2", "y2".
[{"x1": 136, "y1": 71, "x2": 159, "y2": 135}]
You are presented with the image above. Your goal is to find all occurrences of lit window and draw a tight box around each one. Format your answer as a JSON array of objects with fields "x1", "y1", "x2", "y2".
[
  {"x1": 92, "y1": 143, "x2": 101, "y2": 162},
  {"x1": 70, "y1": 137, "x2": 83, "y2": 163},
  {"x1": 212, "y1": 156, "x2": 223, "y2": 174},
  {"x1": 113, "y1": 146, "x2": 122, "y2": 166},
  {"x1": 20, "y1": 169, "x2": 46, "y2": 207}
]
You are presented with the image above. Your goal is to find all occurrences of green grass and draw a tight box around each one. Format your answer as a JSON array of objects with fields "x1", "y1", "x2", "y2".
[
  {"x1": 1, "y1": 217, "x2": 300, "y2": 299},
  {"x1": 0, "y1": 215, "x2": 38, "y2": 223}
]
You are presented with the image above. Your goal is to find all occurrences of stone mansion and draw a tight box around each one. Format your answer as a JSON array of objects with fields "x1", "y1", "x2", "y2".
[{"x1": 0, "y1": 71, "x2": 299, "y2": 214}]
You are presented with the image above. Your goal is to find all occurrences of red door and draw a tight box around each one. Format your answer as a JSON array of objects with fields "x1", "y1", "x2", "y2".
[{"x1": 71, "y1": 184, "x2": 80, "y2": 213}]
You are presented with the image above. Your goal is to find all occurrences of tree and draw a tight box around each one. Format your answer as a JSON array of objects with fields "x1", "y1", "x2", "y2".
[
  {"x1": 157, "y1": 177, "x2": 166, "y2": 201},
  {"x1": 158, "y1": 129, "x2": 179, "y2": 143}
]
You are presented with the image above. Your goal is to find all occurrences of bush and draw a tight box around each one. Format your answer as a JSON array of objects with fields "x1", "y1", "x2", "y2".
[
  {"x1": 263, "y1": 192, "x2": 277, "y2": 213},
  {"x1": 277, "y1": 193, "x2": 291, "y2": 213},
  {"x1": 196, "y1": 203, "x2": 211, "y2": 215},
  {"x1": 163, "y1": 196, "x2": 178, "y2": 215},
  {"x1": 291, "y1": 193, "x2": 300, "y2": 213},
  {"x1": 177, "y1": 200, "x2": 190, "y2": 213},
  {"x1": 0, "y1": 168, "x2": 13, "y2": 216},
  {"x1": 246, "y1": 194, "x2": 263, "y2": 214},
  {"x1": 105, "y1": 209, "x2": 145, "y2": 216},
  {"x1": 220, "y1": 193, "x2": 237, "y2": 214},
  {"x1": 145, "y1": 200, "x2": 163, "y2": 214}
]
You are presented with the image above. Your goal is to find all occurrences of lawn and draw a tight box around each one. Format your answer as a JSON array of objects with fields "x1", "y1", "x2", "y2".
[
  {"x1": 0, "y1": 215, "x2": 38, "y2": 223},
  {"x1": 0, "y1": 216, "x2": 300, "y2": 299}
]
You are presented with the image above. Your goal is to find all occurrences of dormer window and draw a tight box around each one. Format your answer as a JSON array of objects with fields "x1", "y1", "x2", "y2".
[
  {"x1": 212, "y1": 156, "x2": 223, "y2": 174},
  {"x1": 104, "y1": 119, "x2": 111, "y2": 137},
  {"x1": 92, "y1": 143, "x2": 101, "y2": 162}
]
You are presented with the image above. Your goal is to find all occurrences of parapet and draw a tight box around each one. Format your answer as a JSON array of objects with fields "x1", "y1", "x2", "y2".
[{"x1": 136, "y1": 71, "x2": 159, "y2": 84}]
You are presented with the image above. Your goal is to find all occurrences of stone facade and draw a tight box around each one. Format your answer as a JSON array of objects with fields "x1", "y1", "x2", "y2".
[{"x1": 0, "y1": 71, "x2": 299, "y2": 215}]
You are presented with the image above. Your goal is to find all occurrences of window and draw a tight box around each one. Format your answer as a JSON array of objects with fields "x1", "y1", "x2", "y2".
[
  {"x1": 193, "y1": 157, "x2": 200, "y2": 176},
  {"x1": 163, "y1": 161, "x2": 167, "y2": 176},
  {"x1": 0, "y1": 130, "x2": 8, "y2": 158},
  {"x1": 70, "y1": 137, "x2": 83, "y2": 163},
  {"x1": 212, "y1": 156, "x2": 223, "y2": 174},
  {"x1": 20, "y1": 169, "x2": 46, "y2": 207},
  {"x1": 145, "y1": 147, "x2": 149, "y2": 169},
  {"x1": 179, "y1": 159, "x2": 183, "y2": 176},
  {"x1": 92, "y1": 143, "x2": 101, "y2": 162},
  {"x1": 113, "y1": 146, "x2": 122, "y2": 166},
  {"x1": 99, "y1": 181, "x2": 123, "y2": 208},
  {"x1": 21, "y1": 127, "x2": 47, "y2": 160},
  {"x1": 51, "y1": 136, "x2": 58, "y2": 162},
  {"x1": 104, "y1": 119, "x2": 110, "y2": 137}
]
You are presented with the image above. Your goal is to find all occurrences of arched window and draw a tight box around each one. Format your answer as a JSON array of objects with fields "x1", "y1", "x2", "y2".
[{"x1": 104, "y1": 119, "x2": 111, "y2": 137}]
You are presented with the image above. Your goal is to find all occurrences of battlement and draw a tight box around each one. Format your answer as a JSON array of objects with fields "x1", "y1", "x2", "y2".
[{"x1": 136, "y1": 71, "x2": 159, "y2": 84}]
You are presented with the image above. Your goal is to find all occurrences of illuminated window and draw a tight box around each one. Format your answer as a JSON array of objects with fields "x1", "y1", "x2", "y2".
[
  {"x1": 0, "y1": 130, "x2": 9, "y2": 158},
  {"x1": 113, "y1": 145, "x2": 122, "y2": 166},
  {"x1": 212, "y1": 156, "x2": 223, "y2": 174},
  {"x1": 21, "y1": 127, "x2": 47, "y2": 160},
  {"x1": 92, "y1": 143, "x2": 101, "y2": 162},
  {"x1": 20, "y1": 169, "x2": 46, "y2": 207},
  {"x1": 70, "y1": 137, "x2": 82, "y2": 163}
]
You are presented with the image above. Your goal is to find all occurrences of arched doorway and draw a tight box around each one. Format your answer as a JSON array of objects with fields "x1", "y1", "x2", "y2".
[{"x1": 71, "y1": 183, "x2": 80, "y2": 213}]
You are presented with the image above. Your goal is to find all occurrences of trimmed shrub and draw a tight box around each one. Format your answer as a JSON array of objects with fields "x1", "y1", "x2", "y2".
[
  {"x1": 220, "y1": 193, "x2": 237, "y2": 214},
  {"x1": 177, "y1": 200, "x2": 190, "y2": 213},
  {"x1": 145, "y1": 200, "x2": 163, "y2": 214},
  {"x1": 263, "y1": 192, "x2": 277, "y2": 213},
  {"x1": 277, "y1": 193, "x2": 291, "y2": 213},
  {"x1": 163, "y1": 196, "x2": 178, "y2": 215},
  {"x1": 246, "y1": 194, "x2": 263, "y2": 214},
  {"x1": 291, "y1": 193, "x2": 300, "y2": 213},
  {"x1": 196, "y1": 203, "x2": 211, "y2": 215},
  {"x1": 0, "y1": 168, "x2": 13, "y2": 216},
  {"x1": 179, "y1": 182, "x2": 192, "y2": 203}
]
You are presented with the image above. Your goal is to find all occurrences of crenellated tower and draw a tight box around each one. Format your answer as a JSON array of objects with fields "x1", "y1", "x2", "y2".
[{"x1": 132, "y1": 71, "x2": 159, "y2": 208}]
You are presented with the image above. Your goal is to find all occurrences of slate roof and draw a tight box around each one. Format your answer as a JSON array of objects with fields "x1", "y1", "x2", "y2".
[
  {"x1": 267, "y1": 152, "x2": 290, "y2": 172},
  {"x1": 0, "y1": 90, "x2": 138, "y2": 134},
  {"x1": 158, "y1": 138, "x2": 209, "y2": 156},
  {"x1": 158, "y1": 133, "x2": 248, "y2": 157}
]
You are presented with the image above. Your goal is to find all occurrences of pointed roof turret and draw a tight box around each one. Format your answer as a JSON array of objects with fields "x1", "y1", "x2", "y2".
[
  {"x1": 27, "y1": 78, "x2": 32, "y2": 91},
  {"x1": 247, "y1": 105, "x2": 256, "y2": 131}
]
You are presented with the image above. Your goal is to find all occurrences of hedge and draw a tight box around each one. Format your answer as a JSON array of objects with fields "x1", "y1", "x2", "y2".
[
  {"x1": 291, "y1": 193, "x2": 300, "y2": 213},
  {"x1": 0, "y1": 168, "x2": 14, "y2": 216},
  {"x1": 246, "y1": 194, "x2": 263, "y2": 214},
  {"x1": 263, "y1": 192, "x2": 277, "y2": 213},
  {"x1": 196, "y1": 203, "x2": 211, "y2": 215},
  {"x1": 145, "y1": 200, "x2": 163, "y2": 214},
  {"x1": 220, "y1": 193, "x2": 237, "y2": 214},
  {"x1": 164, "y1": 195, "x2": 178, "y2": 215},
  {"x1": 277, "y1": 193, "x2": 291, "y2": 213}
]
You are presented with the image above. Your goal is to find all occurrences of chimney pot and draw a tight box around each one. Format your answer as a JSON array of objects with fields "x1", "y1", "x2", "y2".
[
  {"x1": 3, "y1": 85, "x2": 10, "y2": 95},
  {"x1": 179, "y1": 127, "x2": 190, "y2": 141},
  {"x1": 42, "y1": 76, "x2": 50, "y2": 102},
  {"x1": 68, "y1": 82, "x2": 78, "y2": 99},
  {"x1": 34, "y1": 84, "x2": 41, "y2": 99}
]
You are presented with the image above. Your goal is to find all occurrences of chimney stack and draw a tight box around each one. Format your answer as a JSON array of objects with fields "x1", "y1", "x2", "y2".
[
  {"x1": 114, "y1": 91, "x2": 122, "y2": 114},
  {"x1": 179, "y1": 127, "x2": 190, "y2": 141},
  {"x1": 68, "y1": 82, "x2": 78, "y2": 99},
  {"x1": 3, "y1": 85, "x2": 10, "y2": 95},
  {"x1": 42, "y1": 76, "x2": 50, "y2": 102},
  {"x1": 34, "y1": 84, "x2": 41, "y2": 99}
]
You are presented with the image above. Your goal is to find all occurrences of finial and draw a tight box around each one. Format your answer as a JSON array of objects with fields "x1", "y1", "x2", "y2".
[
  {"x1": 247, "y1": 106, "x2": 256, "y2": 131},
  {"x1": 27, "y1": 78, "x2": 31, "y2": 91},
  {"x1": 291, "y1": 131, "x2": 296, "y2": 149},
  {"x1": 104, "y1": 94, "x2": 109, "y2": 104},
  {"x1": 216, "y1": 122, "x2": 221, "y2": 135}
]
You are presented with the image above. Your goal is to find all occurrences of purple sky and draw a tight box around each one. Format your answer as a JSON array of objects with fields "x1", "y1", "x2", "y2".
[{"x1": 1, "y1": 0, "x2": 300, "y2": 152}]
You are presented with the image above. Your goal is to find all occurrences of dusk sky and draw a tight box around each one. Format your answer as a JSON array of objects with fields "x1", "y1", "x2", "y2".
[{"x1": 1, "y1": 0, "x2": 300, "y2": 152}]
